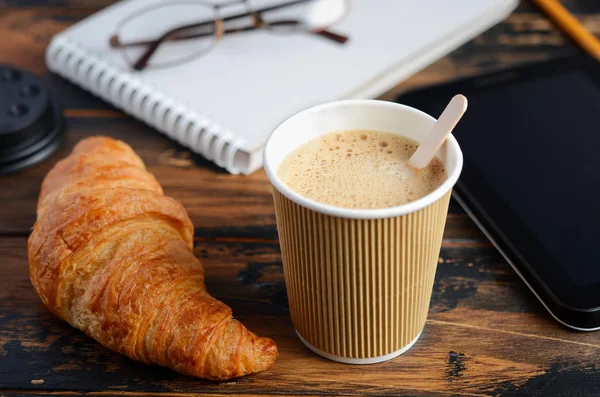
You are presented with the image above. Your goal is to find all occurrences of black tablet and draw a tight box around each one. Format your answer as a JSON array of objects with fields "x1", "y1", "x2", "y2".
[{"x1": 397, "y1": 55, "x2": 600, "y2": 331}]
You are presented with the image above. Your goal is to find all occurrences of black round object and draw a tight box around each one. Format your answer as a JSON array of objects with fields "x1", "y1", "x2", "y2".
[{"x1": 0, "y1": 65, "x2": 65, "y2": 176}]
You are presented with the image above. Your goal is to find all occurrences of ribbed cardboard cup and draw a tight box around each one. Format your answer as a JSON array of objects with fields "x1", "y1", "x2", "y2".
[{"x1": 264, "y1": 100, "x2": 463, "y2": 364}]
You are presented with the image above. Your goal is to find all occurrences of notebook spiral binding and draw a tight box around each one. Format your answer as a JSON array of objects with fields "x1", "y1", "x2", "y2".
[{"x1": 46, "y1": 37, "x2": 244, "y2": 174}]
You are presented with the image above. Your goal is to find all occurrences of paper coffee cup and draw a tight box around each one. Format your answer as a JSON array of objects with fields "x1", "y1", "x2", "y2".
[{"x1": 264, "y1": 100, "x2": 463, "y2": 364}]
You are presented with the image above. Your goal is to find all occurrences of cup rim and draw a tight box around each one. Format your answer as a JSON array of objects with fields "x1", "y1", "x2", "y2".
[{"x1": 264, "y1": 99, "x2": 463, "y2": 220}]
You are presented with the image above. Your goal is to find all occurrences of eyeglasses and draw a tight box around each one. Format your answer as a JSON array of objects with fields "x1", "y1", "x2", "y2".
[{"x1": 109, "y1": 0, "x2": 350, "y2": 71}]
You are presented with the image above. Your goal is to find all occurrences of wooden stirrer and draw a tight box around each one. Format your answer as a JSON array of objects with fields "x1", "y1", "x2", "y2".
[{"x1": 408, "y1": 94, "x2": 468, "y2": 169}]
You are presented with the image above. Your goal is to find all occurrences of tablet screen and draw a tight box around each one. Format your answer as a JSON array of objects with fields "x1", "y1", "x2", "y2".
[{"x1": 417, "y1": 70, "x2": 600, "y2": 287}]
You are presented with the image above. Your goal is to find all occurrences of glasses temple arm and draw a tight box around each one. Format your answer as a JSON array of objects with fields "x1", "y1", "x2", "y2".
[
  {"x1": 312, "y1": 29, "x2": 348, "y2": 44},
  {"x1": 126, "y1": 20, "x2": 215, "y2": 70}
]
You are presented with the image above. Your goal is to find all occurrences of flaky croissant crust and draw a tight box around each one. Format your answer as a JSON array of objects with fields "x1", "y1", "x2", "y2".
[{"x1": 28, "y1": 137, "x2": 277, "y2": 380}]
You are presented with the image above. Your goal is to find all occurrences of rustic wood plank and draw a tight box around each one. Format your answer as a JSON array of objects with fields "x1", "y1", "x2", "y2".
[
  {"x1": 0, "y1": 1, "x2": 114, "y2": 6},
  {"x1": 0, "y1": 392, "x2": 338, "y2": 397},
  {"x1": 2, "y1": 237, "x2": 600, "y2": 396},
  {"x1": 3, "y1": 1, "x2": 600, "y2": 395}
]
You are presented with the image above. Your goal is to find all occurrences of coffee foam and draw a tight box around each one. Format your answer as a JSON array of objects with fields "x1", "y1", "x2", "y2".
[{"x1": 277, "y1": 130, "x2": 447, "y2": 209}]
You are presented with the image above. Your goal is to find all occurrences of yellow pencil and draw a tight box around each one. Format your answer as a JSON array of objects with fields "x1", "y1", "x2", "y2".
[{"x1": 533, "y1": 0, "x2": 600, "y2": 61}]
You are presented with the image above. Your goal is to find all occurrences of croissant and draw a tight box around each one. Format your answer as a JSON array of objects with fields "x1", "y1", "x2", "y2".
[{"x1": 28, "y1": 137, "x2": 277, "y2": 380}]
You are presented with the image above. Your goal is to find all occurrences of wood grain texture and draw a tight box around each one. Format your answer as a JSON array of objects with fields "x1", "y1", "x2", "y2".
[
  {"x1": 2, "y1": 237, "x2": 600, "y2": 396},
  {"x1": 2, "y1": 0, "x2": 600, "y2": 395}
]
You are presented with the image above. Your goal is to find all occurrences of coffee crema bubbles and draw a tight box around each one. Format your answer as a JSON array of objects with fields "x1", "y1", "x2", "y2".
[{"x1": 277, "y1": 130, "x2": 447, "y2": 209}]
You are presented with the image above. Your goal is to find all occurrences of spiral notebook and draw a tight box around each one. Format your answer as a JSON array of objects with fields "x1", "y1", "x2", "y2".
[{"x1": 46, "y1": 0, "x2": 517, "y2": 174}]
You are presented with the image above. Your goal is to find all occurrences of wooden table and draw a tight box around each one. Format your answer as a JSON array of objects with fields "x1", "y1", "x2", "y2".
[{"x1": 1, "y1": 1, "x2": 600, "y2": 396}]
